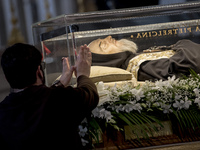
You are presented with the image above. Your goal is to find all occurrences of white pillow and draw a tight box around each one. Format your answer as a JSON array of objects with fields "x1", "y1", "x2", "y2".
[
  {"x1": 90, "y1": 66, "x2": 132, "y2": 83},
  {"x1": 52, "y1": 66, "x2": 133, "y2": 84}
]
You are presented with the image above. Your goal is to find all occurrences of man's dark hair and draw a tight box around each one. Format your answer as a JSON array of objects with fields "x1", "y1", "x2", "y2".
[{"x1": 1, "y1": 43, "x2": 43, "y2": 89}]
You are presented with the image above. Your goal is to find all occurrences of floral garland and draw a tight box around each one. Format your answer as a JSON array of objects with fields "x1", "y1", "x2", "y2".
[{"x1": 79, "y1": 70, "x2": 200, "y2": 148}]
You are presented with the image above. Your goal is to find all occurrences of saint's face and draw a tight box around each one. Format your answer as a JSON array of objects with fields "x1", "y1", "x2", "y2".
[{"x1": 88, "y1": 36, "x2": 122, "y2": 54}]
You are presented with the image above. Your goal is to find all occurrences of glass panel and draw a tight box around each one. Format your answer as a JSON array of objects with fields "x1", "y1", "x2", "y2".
[{"x1": 32, "y1": 1, "x2": 200, "y2": 86}]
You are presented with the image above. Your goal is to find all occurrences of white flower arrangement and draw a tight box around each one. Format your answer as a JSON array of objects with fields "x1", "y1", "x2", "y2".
[{"x1": 80, "y1": 70, "x2": 200, "y2": 148}]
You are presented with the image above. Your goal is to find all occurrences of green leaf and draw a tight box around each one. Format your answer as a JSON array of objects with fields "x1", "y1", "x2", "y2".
[
  {"x1": 88, "y1": 118, "x2": 103, "y2": 144},
  {"x1": 139, "y1": 113, "x2": 163, "y2": 131},
  {"x1": 89, "y1": 130, "x2": 99, "y2": 144},
  {"x1": 124, "y1": 113, "x2": 149, "y2": 138},
  {"x1": 131, "y1": 113, "x2": 153, "y2": 136},
  {"x1": 171, "y1": 109, "x2": 184, "y2": 130},
  {"x1": 188, "y1": 108, "x2": 200, "y2": 128},
  {"x1": 177, "y1": 110, "x2": 187, "y2": 128},
  {"x1": 117, "y1": 113, "x2": 141, "y2": 139},
  {"x1": 181, "y1": 109, "x2": 194, "y2": 130}
]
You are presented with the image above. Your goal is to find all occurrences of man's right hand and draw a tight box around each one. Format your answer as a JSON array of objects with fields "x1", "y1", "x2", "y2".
[{"x1": 74, "y1": 44, "x2": 92, "y2": 78}]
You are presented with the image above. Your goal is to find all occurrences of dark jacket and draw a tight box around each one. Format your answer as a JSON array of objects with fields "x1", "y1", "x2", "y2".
[{"x1": 0, "y1": 75, "x2": 99, "y2": 150}]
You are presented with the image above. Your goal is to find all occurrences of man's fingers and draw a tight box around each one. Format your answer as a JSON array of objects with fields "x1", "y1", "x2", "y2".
[
  {"x1": 84, "y1": 45, "x2": 90, "y2": 58},
  {"x1": 76, "y1": 44, "x2": 92, "y2": 65},
  {"x1": 88, "y1": 51, "x2": 92, "y2": 64},
  {"x1": 78, "y1": 44, "x2": 90, "y2": 60},
  {"x1": 75, "y1": 44, "x2": 92, "y2": 78},
  {"x1": 78, "y1": 45, "x2": 84, "y2": 59},
  {"x1": 62, "y1": 57, "x2": 70, "y2": 69},
  {"x1": 59, "y1": 57, "x2": 74, "y2": 86}
]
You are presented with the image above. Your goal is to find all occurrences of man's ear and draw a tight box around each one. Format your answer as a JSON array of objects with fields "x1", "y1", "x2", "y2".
[{"x1": 36, "y1": 66, "x2": 43, "y2": 80}]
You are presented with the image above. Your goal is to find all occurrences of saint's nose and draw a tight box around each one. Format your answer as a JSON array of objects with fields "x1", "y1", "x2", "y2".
[
  {"x1": 106, "y1": 36, "x2": 112, "y2": 40},
  {"x1": 105, "y1": 36, "x2": 112, "y2": 42}
]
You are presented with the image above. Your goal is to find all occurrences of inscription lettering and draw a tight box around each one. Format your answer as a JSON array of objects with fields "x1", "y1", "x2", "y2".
[{"x1": 134, "y1": 26, "x2": 196, "y2": 39}]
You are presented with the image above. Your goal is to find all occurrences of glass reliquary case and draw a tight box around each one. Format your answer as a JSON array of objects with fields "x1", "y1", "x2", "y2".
[{"x1": 32, "y1": 1, "x2": 200, "y2": 87}]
